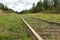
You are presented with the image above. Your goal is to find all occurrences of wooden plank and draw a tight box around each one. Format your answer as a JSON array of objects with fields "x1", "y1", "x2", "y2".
[{"x1": 21, "y1": 17, "x2": 43, "y2": 40}]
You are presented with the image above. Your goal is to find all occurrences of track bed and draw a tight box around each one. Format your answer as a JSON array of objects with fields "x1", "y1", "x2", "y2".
[{"x1": 24, "y1": 17, "x2": 60, "y2": 40}]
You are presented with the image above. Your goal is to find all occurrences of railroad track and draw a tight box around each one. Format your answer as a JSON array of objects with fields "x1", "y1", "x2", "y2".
[
  {"x1": 30, "y1": 17, "x2": 60, "y2": 25},
  {"x1": 23, "y1": 17, "x2": 60, "y2": 40},
  {"x1": 21, "y1": 17, "x2": 43, "y2": 40}
]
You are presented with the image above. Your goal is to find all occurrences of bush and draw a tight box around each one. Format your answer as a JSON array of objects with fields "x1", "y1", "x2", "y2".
[
  {"x1": 0, "y1": 3, "x2": 4, "y2": 10},
  {"x1": 52, "y1": 6, "x2": 60, "y2": 14}
]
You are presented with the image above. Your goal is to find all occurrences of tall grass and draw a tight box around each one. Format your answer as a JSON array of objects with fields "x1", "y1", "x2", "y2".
[
  {"x1": 0, "y1": 13, "x2": 31, "y2": 40},
  {"x1": 21, "y1": 12, "x2": 60, "y2": 40},
  {"x1": 22, "y1": 13, "x2": 60, "y2": 22}
]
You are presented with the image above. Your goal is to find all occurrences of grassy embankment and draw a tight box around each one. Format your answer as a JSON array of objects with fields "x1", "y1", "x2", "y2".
[{"x1": 0, "y1": 11, "x2": 31, "y2": 40}]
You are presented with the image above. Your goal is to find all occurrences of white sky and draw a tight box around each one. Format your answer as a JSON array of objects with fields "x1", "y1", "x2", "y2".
[{"x1": 0, "y1": 0, "x2": 40, "y2": 12}]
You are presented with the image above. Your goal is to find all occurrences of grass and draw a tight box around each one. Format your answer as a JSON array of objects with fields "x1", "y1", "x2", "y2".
[
  {"x1": 0, "y1": 10, "x2": 60, "y2": 40},
  {"x1": 22, "y1": 13, "x2": 60, "y2": 40},
  {"x1": 22, "y1": 17, "x2": 60, "y2": 40},
  {"x1": 0, "y1": 11, "x2": 31, "y2": 40},
  {"x1": 22, "y1": 13, "x2": 60, "y2": 22}
]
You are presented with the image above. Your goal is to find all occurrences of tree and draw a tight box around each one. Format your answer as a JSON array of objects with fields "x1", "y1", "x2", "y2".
[
  {"x1": 0, "y1": 3, "x2": 9, "y2": 11},
  {"x1": 35, "y1": 0, "x2": 43, "y2": 12},
  {"x1": 3, "y1": 6, "x2": 9, "y2": 11},
  {"x1": 0, "y1": 3, "x2": 4, "y2": 10},
  {"x1": 30, "y1": 3, "x2": 36, "y2": 13},
  {"x1": 53, "y1": 0, "x2": 58, "y2": 7},
  {"x1": 31, "y1": 0, "x2": 43, "y2": 13},
  {"x1": 43, "y1": 0, "x2": 49, "y2": 10}
]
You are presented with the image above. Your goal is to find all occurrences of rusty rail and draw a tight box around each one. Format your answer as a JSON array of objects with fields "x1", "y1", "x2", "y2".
[
  {"x1": 21, "y1": 17, "x2": 43, "y2": 40},
  {"x1": 31, "y1": 17, "x2": 60, "y2": 25}
]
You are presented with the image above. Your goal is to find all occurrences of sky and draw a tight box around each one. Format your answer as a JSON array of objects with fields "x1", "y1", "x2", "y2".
[{"x1": 0, "y1": 0, "x2": 40, "y2": 12}]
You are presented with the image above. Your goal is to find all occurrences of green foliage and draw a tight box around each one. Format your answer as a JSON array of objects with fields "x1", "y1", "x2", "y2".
[
  {"x1": 53, "y1": 0, "x2": 58, "y2": 7},
  {"x1": 0, "y1": 13, "x2": 31, "y2": 40},
  {"x1": 3, "y1": 6, "x2": 14, "y2": 13},
  {"x1": 30, "y1": 0, "x2": 60, "y2": 14},
  {"x1": 30, "y1": 3, "x2": 36, "y2": 13},
  {"x1": 0, "y1": 3, "x2": 4, "y2": 10},
  {"x1": 52, "y1": 6, "x2": 60, "y2": 14},
  {"x1": 0, "y1": 3, "x2": 8, "y2": 11},
  {"x1": 0, "y1": 3, "x2": 15, "y2": 13},
  {"x1": 43, "y1": 0, "x2": 49, "y2": 10},
  {"x1": 35, "y1": 1, "x2": 43, "y2": 12},
  {"x1": 31, "y1": 1, "x2": 43, "y2": 13}
]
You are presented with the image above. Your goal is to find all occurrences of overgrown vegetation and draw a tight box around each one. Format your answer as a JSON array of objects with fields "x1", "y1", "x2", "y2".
[
  {"x1": 17, "y1": 0, "x2": 60, "y2": 14},
  {"x1": 0, "y1": 0, "x2": 60, "y2": 14},
  {"x1": 0, "y1": 0, "x2": 60, "y2": 40},
  {"x1": 0, "y1": 3, "x2": 15, "y2": 13},
  {"x1": 22, "y1": 13, "x2": 60, "y2": 22},
  {"x1": 30, "y1": 0, "x2": 60, "y2": 13},
  {"x1": 22, "y1": 13, "x2": 60, "y2": 40},
  {"x1": 0, "y1": 12, "x2": 31, "y2": 40}
]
